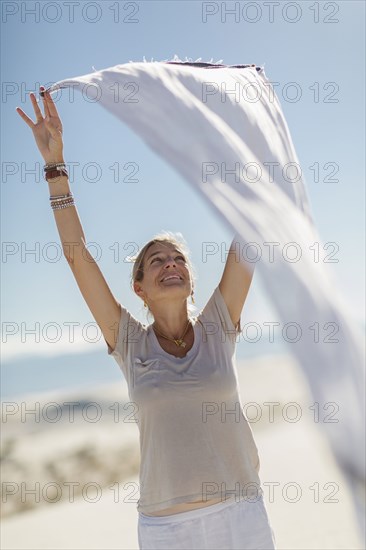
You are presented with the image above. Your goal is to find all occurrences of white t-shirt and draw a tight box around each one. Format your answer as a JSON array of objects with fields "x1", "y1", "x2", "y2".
[{"x1": 107, "y1": 285, "x2": 261, "y2": 514}]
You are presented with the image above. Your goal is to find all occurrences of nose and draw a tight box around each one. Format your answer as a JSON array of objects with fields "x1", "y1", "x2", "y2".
[{"x1": 163, "y1": 256, "x2": 176, "y2": 268}]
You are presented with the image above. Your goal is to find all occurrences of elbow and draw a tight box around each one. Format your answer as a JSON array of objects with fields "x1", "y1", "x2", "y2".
[{"x1": 63, "y1": 248, "x2": 75, "y2": 265}]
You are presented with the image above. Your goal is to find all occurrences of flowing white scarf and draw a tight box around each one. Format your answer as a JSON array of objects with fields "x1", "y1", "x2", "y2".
[{"x1": 45, "y1": 57, "x2": 365, "y2": 531}]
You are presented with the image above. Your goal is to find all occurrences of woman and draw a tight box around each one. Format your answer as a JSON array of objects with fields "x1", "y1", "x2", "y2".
[{"x1": 17, "y1": 86, "x2": 276, "y2": 550}]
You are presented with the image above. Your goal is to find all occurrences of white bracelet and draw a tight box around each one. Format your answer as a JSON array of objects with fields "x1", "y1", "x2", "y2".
[{"x1": 49, "y1": 193, "x2": 73, "y2": 201}]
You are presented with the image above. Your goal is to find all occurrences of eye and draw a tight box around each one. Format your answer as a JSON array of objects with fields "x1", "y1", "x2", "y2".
[{"x1": 151, "y1": 255, "x2": 186, "y2": 264}]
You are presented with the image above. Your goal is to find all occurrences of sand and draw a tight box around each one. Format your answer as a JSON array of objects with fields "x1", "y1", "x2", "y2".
[{"x1": 1, "y1": 353, "x2": 364, "y2": 549}]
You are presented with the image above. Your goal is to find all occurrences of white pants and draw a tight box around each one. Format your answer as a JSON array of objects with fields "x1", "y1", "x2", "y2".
[{"x1": 138, "y1": 494, "x2": 277, "y2": 550}]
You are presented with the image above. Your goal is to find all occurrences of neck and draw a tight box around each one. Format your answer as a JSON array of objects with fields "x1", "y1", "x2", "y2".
[{"x1": 151, "y1": 303, "x2": 190, "y2": 339}]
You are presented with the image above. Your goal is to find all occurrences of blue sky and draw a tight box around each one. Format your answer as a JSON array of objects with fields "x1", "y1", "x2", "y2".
[{"x1": 1, "y1": 1, "x2": 365, "y2": 369}]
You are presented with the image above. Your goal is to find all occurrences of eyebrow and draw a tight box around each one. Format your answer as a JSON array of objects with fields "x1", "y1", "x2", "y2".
[{"x1": 146, "y1": 249, "x2": 183, "y2": 262}]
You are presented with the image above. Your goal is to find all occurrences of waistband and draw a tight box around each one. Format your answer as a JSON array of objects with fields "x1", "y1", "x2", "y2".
[{"x1": 138, "y1": 493, "x2": 263, "y2": 525}]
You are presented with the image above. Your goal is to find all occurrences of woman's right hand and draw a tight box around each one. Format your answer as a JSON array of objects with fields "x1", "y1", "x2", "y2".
[{"x1": 16, "y1": 86, "x2": 64, "y2": 164}]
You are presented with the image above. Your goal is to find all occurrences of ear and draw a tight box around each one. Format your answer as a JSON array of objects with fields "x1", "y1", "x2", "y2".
[{"x1": 133, "y1": 281, "x2": 144, "y2": 299}]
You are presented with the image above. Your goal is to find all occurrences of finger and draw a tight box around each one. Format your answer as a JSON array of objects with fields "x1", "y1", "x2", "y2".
[
  {"x1": 43, "y1": 90, "x2": 58, "y2": 118},
  {"x1": 41, "y1": 90, "x2": 51, "y2": 118},
  {"x1": 15, "y1": 107, "x2": 35, "y2": 129},
  {"x1": 29, "y1": 92, "x2": 43, "y2": 121}
]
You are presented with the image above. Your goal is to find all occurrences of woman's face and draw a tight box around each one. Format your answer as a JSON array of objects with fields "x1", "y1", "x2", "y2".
[{"x1": 134, "y1": 242, "x2": 193, "y2": 306}]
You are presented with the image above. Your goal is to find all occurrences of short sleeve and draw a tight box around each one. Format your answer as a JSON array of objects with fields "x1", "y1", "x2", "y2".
[
  {"x1": 199, "y1": 285, "x2": 241, "y2": 349},
  {"x1": 105, "y1": 305, "x2": 144, "y2": 386}
]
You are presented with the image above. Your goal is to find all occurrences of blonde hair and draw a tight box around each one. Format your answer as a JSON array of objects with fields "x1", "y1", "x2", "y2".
[{"x1": 129, "y1": 230, "x2": 198, "y2": 318}]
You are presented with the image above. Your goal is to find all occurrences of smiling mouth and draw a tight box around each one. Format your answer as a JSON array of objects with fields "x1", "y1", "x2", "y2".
[{"x1": 160, "y1": 275, "x2": 183, "y2": 282}]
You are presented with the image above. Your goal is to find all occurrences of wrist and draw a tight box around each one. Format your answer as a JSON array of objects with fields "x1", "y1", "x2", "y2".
[
  {"x1": 44, "y1": 160, "x2": 65, "y2": 166},
  {"x1": 44, "y1": 159, "x2": 68, "y2": 183},
  {"x1": 43, "y1": 157, "x2": 65, "y2": 165}
]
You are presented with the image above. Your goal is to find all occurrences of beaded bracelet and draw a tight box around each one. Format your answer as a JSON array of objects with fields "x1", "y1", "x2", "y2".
[
  {"x1": 51, "y1": 204, "x2": 75, "y2": 211},
  {"x1": 51, "y1": 198, "x2": 74, "y2": 205},
  {"x1": 51, "y1": 197, "x2": 75, "y2": 210}
]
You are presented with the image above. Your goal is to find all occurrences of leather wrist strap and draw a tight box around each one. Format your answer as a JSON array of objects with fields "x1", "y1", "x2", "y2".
[{"x1": 44, "y1": 168, "x2": 69, "y2": 181}]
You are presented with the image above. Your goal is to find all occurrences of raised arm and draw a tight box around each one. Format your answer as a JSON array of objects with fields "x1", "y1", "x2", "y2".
[
  {"x1": 16, "y1": 86, "x2": 121, "y2": 352},
  {"x1": 218, "y1": 235, "x2": 255, "y2": 331}
]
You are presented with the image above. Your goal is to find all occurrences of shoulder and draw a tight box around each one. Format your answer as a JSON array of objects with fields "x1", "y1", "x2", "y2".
[
  {"x1": 197, "y1": 285, "x2": 241, "y2": 341},
  {"x1": 107, "y1": 304, "x2": 147, "y2": 357}
]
